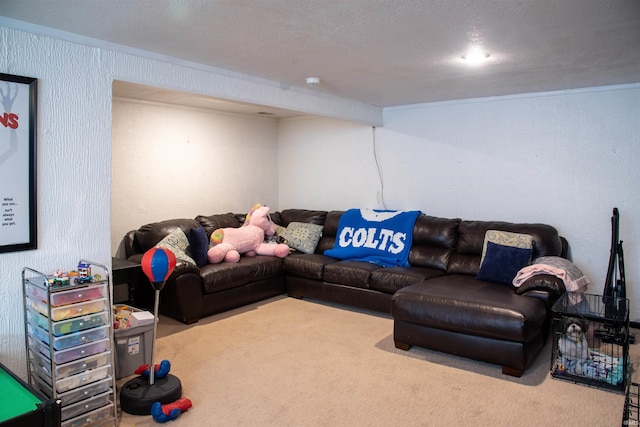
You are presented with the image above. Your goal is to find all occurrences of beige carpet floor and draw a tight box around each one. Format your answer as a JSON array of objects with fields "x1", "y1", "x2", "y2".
[{"x1": 116, "y1": 296, "x2": 636, "y2": 426}]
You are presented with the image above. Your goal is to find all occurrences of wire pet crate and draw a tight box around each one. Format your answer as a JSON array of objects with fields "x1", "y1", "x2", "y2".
[
  {"x1": 623, "y1": 382, "x2": 640, "y2": 426},
  {"x1": 550, "y1": 292, "x2": 629, "y2": 393}
]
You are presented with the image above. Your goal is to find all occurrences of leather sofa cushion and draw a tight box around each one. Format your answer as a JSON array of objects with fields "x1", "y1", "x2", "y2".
[
  {"x1": 132, "y1": 218, "x2": 200, "y2": 254},
  {"x1": 409, "y1": 246, "x2": 453, "y2": 272},
  {"x1": 322, "y1": 260, "x2": 381, "y2": 289},
  {"x1": 409, "y1": 215, "x2": 460, "y2": 268},
  {"x1": 284, "y1": 253, "x2": 338, "y2": 280},
  {"x1": 314, "y1": 210, "x2": 343, "y2": 254},
  {"x1": 200, "y1": 256, "x2": 283, "y2": 294},
  {"x1": 455, "y1": 220, "x2": 562, "y2": 256},
  {"x1": 391, "y1": 274, "x2": 546, "y2": 342},
  {"x1": 445, "y1": 253, "x2": 479, "y2": 276},
  {"x1": 448, "y1": 220, "x2": 563, "y2": 275},
  {"x1": 275, "y1": 209, "x2": 328, "y2": 227},
  {"x1": 323, "y1": 210, "x2": 344, "y2": 236},
  {"x1": 194, "y1": 213, "x2": 242, "y2": 237},
  {"x1": 369, "y1": 267, "x2": 446, "y2": 294}
]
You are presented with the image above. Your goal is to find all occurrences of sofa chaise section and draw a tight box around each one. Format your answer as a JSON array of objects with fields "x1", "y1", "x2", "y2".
[{"x1": 390, "y1": 219, "x2": 567, "y2": 376}]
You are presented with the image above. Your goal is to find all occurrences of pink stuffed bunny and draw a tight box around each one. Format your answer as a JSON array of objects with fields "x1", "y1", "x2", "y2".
[{"x1": 207, "y1": 204, "x2": 290, "y2": 263}]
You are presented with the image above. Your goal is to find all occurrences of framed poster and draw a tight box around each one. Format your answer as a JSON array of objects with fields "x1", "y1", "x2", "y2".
[{"x1": 0, "y1": 73, "x2": 37, "y2": 253}]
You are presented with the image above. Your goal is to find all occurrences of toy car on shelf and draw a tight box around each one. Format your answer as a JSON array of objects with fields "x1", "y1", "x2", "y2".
[{"x1": 76, "y1": 262, "x2": 93, "y2": 284}]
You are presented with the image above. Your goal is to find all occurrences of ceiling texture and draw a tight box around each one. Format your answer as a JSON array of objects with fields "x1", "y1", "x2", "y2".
[{"x1": 2, "y1": 0, "x2": 640, "y2": 113}]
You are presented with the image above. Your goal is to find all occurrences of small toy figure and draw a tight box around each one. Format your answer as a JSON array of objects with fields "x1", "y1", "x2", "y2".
[
  {"x1": 50, "y1": 270, "x2": 70, "y2": 286},
  {"x1": 151, "y1": 398, "x2": 192, "y2": 423},
  {"x1": 77, "y1": 262, "x2": 93, "y2": 283}
]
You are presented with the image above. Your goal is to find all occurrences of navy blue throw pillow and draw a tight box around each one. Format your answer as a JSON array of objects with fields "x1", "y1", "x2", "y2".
[
  {"x1": 476, "y1": 241, "x2": 533, "y2": 285},
  {"x1": 188, "y1": 226, "x2": 209, "y2": 267}
]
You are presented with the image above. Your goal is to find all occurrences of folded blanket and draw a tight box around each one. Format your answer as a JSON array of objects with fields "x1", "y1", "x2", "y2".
[
  {"x1": 324, "y1": 209, "x2": 421, "y2": 267},
  {"x1": 513, "y1": 256, "x2": 590, "y2": 303}
]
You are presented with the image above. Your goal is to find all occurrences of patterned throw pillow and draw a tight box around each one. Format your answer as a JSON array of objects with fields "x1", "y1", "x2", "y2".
[
  {"x1": 480, "y1": 230, "x2": 534, "y2": 262},
  {"x1": 476, "y1": 230, "x2": 534, "y2": 285},
  {"x1": 157, "y1": 228, "x2": 197, "y2": 266},
  {"x1": 282, "y1": 222, "x2": 324, "y2": 254}
]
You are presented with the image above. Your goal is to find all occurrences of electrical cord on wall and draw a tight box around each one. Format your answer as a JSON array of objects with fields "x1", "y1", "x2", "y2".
[{"x1": 372, "y1": 126, "x2": 387, "y2": 209}]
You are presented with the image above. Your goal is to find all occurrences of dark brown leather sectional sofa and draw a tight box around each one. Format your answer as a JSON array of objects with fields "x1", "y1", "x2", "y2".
[{"x1": 119, "y1": 208, "x2": 568, "y2": 376}]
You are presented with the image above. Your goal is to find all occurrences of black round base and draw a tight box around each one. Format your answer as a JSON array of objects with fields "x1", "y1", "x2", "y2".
[{"x1": 120, "y1": 374, "x2": 182, "y2": 415}]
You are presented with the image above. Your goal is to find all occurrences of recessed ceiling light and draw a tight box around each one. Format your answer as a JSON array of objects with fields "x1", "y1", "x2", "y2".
[
  {"x1": 461, "y1": 48, "x2": 490, "y2": 65},
  {"x1": 305, "y1": 77, "x2": 320, "y2": 86}
]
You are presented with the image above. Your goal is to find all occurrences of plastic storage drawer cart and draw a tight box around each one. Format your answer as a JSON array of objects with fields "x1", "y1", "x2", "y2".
[{"x1": 23, "y1": 261, "x2": 117, "y2": 427}]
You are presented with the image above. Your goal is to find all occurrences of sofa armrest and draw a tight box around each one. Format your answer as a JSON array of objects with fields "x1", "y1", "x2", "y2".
[
  {"x1": 515, "y1": 273, "x2": 566, "y2": 297},
  {"x1": 126, "y1": 254, "x2": 200, "y2": 276},
  {"x1": 122, "y1": 230, "x2": 137, "y2": 259},
  {"x1": 170, "y1": 260, "x2": 201, "y2": 276},
  {"x1": 159, "y1": 271, "x2": 204, "y2": 324},
  {"x1": 516, "y1": 274, "x2": 566, "y2": 319},
  {"x1": 516, "y1": 274, "x2": 566, "y2": 341},
  {"x1": 126, "y1": 254, "x2": 203, "y2": 323}
]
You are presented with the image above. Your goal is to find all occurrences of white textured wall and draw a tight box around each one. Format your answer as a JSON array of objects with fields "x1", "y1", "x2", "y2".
[
  {"x1": 0, "y1": 29, "x2": 112, "y2": 377},
  {"x1": 278, "y1": 117, "x2": 382, "y2": 210},
  {"x1": 0, "y1": 22, "x2": 379, "y2": 378},
  {"x1": 111, "y1": 99, "x2": 280, "y2": 254},
  {"x1": 279, "y1": 85, "x2": 640, "y2": 321},
  {"x1": 381, "y1": 86, "x2": 640, "y2": 322}
]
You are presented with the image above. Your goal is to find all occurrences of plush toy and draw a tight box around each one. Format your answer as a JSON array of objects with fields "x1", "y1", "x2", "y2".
[
  {"x1": 207, "y1": 203, "x2": 290, "y2": 263},
  {"x1": 151, "y1": 398, "x2": 192, "y2": 423}
]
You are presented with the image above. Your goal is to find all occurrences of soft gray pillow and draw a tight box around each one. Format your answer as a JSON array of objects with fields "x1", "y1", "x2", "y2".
[
  {"x1": 282, "y1": 222, "x2": 323, "y2": 254},
  {"x1": 157, "y1": 228, "x2": 196, "y2": 265}
]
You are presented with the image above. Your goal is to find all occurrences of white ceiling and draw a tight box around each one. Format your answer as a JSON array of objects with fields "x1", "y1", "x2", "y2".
[{"x1": 2, "y1": 0, "x2": 640, "y2": 115}]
